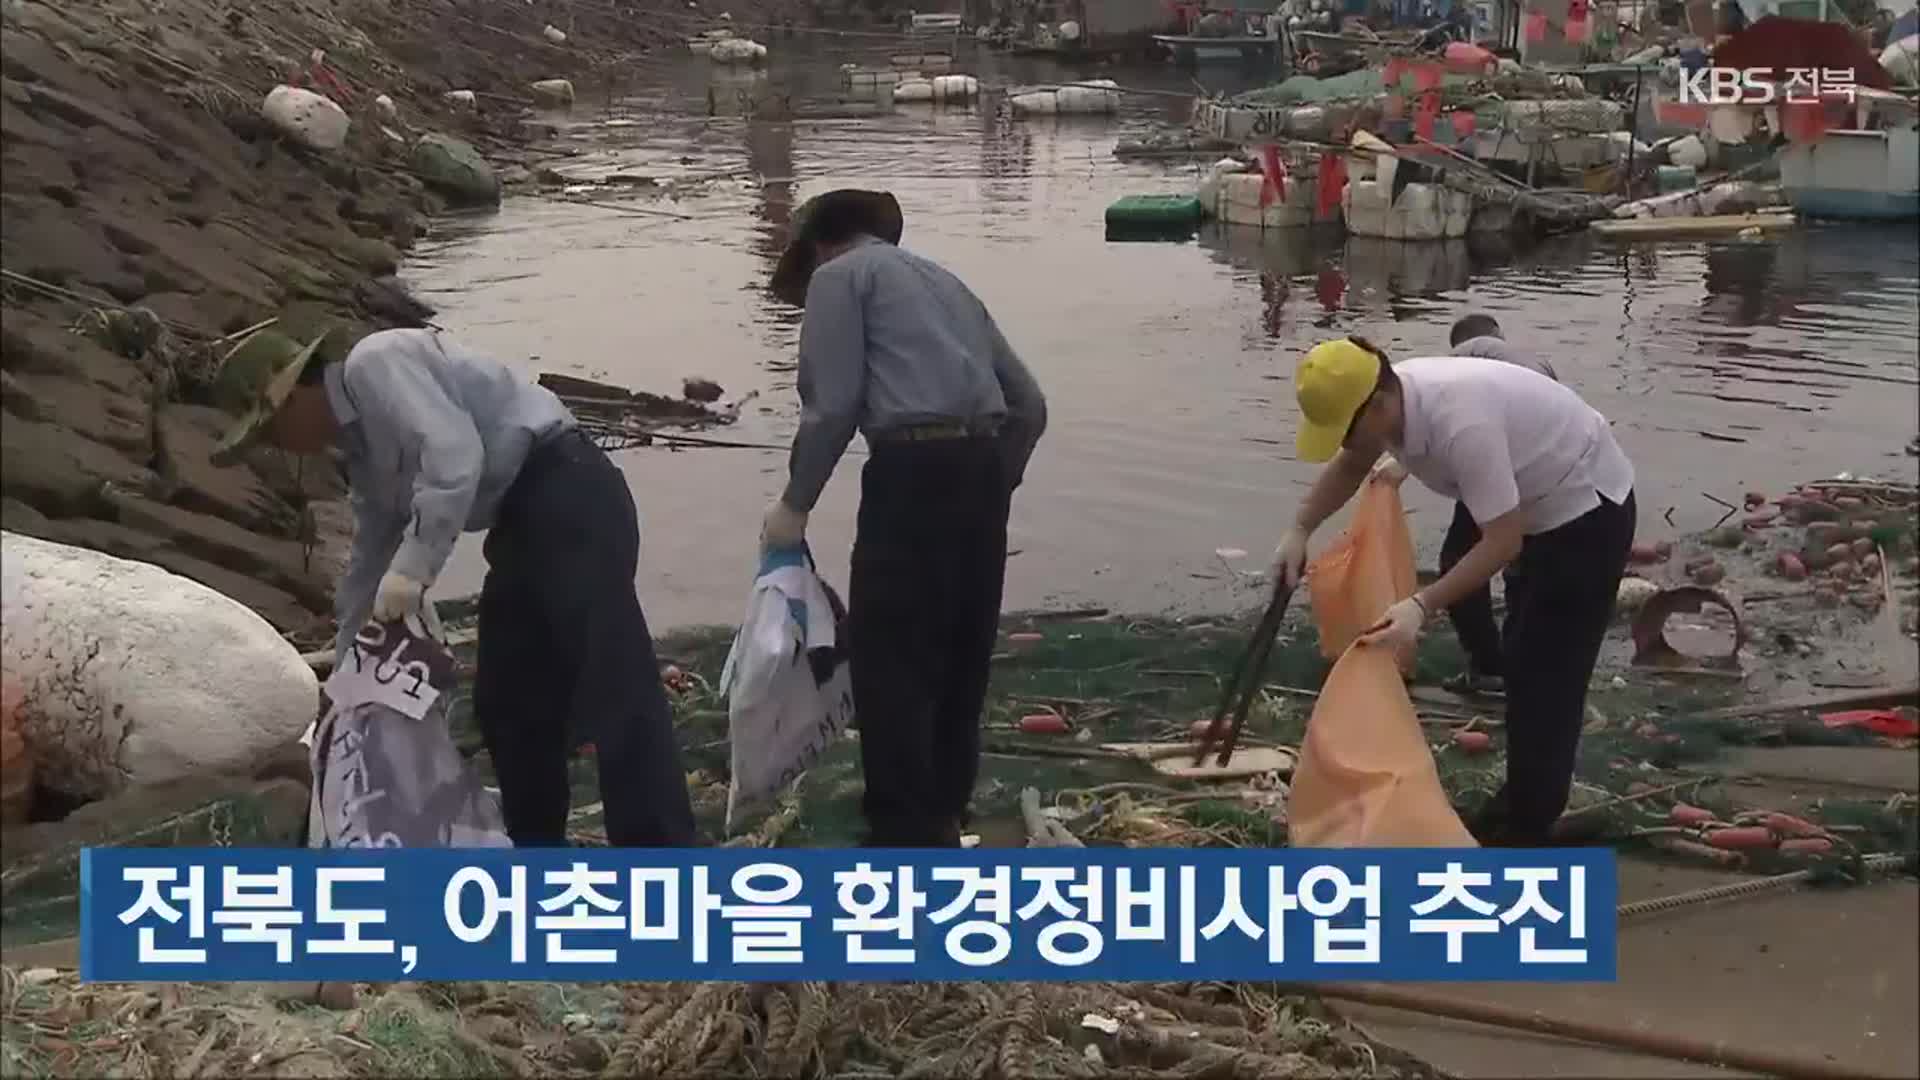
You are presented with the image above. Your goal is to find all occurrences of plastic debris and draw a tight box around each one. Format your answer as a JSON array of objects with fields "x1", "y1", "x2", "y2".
[
  {"x1": 1821, "y1": 708, "x2": 1920, "y2": 738},
  {"x1": 1081, "y1": 1013, "x2": 1122, "y2": 1035},
  {"x1": 1629, "y1": 584, "x2": 1746, "y2": 670}
]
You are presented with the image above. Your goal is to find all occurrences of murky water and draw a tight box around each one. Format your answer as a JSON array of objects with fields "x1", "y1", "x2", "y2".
[{"x1": 406, "y1": 42, "x2": 1920, "y2": 630}]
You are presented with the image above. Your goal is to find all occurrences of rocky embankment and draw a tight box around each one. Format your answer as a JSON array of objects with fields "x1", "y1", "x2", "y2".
[{"x1": 0, "y1": 0, "x2": 783, "y2": 645}]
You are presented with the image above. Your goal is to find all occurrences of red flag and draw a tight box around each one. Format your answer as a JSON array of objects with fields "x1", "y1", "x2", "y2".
[
  {"x1": 1413, "y1": 62, "x2": 1443, "y2": 91},
  {"x1": 1315, "y1": 152, "x2": 1348, "y2": 219},
  {"x1": 1565, "y1": 16, "x2": 1589, "y2": 43},
  {"x1": 1524, "y1": 8, "x2": 1548, "y2": 41},
  {"x1": 1258, "y1": 144, "x2": 1288, "y2": 208},
  {"x1": 1418, "y1": 89, "x2": 1444, "y2": 127},
  {"x1": 1414, "y1": 107, "x2": 1437, "y2": 141},
  {"x1": 1451, "y1": 110, "x2": 1477, "y2": 138},
  {"x1": 1314, "y1": 269, "x2": 1346, "y2": 311},
  {"x1": 1383, "y1": 93, "x2": 1406, "y2": 119}
]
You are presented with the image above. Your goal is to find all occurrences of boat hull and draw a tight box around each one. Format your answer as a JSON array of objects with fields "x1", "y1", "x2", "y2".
[{"x1": 1780, "y1": 128, "x2": 1920, "y2": 222}]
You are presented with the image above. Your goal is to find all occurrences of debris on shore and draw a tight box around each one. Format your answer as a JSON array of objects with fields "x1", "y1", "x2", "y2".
[
  {"x1": 0, "y1": 0, "x2": 790, "y2": 640},
  {"x1": 3, "y1": 479, "x2": 1914, "y2": 1075}
]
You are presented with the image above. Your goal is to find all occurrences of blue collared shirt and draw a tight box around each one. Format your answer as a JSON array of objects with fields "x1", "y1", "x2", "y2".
[
  {"x1": 783, "y1": 237, "x2": 1048, "y2": 512},
  {"x1": 324, "y1": 329, "x2": 574, "y2": 659}
]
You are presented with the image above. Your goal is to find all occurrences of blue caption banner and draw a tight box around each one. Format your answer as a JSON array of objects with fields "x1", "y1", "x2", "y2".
[{"x1": 80, "y1": 848, "x2": 1616, "y2": 983}]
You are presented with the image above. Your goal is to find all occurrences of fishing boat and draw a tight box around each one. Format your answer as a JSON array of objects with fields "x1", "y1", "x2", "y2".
[
  {"x1": 1154, "y1": 2, "x2": 1281, "y2": 66},
  {"x1": 1152, "y1": 32, "x2": 1279, "y2": 65},
  {"x1": 1778, "y1": 125, "x2": 1920, "y2": 221}
]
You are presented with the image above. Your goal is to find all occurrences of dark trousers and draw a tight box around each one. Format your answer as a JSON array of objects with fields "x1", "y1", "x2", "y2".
[
  {"x1": 474, "y1": 430, "x2": 696, "y2": 848},
  {"x1": 849, "y1": 436, "x2": 1012, "y2": 847},
  {"x1": 1438, "y1": 500, "x2": 1512, "y2": 678},
  {"x1": 1474, "y1": 491, "x2": 1637, "y2": 846}
]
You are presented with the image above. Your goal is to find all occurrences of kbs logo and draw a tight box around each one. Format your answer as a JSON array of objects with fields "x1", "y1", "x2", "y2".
[{"x1": 1677, "y1": 67, "x2": 1859, "y2": 105}]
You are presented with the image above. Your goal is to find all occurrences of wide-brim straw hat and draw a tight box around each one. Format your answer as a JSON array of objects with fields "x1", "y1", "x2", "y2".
[
  {"x1": 769, "y1": 189, "x2": 903, "y2": 307},
  {"x1": 208, "y1": 329, "x2": 330, "y2": 467}
]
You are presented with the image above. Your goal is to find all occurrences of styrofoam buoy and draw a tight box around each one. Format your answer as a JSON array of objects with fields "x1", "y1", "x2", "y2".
[
  {"x1": 1010, "y1": 78, "x2": 1119, "y2": 117},
  {"x1": 373, "y1": 93, "x2": 397, "y2": 120},
  {"x1": 708, "y1": 37, "x2": 767, "y2": 64},
  {"x1": 530, "y1": 78, "x2": 576, "y2": 106},
  {"x1": 261, "y1": 85, "x2": 349, "y2": 151},
  {"x1": 543, "y1": 24, "x2": 567, "y2": 44},
  {"x1": 0, "y1": 532, "x2": 320, "y2": 800},
  {"x1": 894, "y1": 74, "x2": 979, "y2": 103},
  {"x1": 1668, "y1": 133, "x2": 1709, "y2": 169}
]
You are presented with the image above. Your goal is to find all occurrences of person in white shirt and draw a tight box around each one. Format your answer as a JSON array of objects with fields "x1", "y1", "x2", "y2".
[
  {"x1": 1438, "y1": 313, "x2": 1559, "y2": 698},
  {"x1": 1271, "y1": 335, "x2": 1637, "y2": 846}
]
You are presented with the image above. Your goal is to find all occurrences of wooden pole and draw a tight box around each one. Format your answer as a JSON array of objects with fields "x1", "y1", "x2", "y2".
[{"x1": 1306, "y1": 982, "x2": 1888, "y2": 1080}]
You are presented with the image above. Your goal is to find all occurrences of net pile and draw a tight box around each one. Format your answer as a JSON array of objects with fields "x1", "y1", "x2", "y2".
[
  {"x1": 595, "y1": 980, "x2": 1397, "y2": 1080},
  {"x1": 0, "y1": 973, "x2": 1418, "y2": 1079}
]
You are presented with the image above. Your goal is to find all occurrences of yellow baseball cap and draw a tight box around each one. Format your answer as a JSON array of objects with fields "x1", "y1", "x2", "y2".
[{"x1": 1294, "y1": 338, "x2": 1383, "y2": 463}]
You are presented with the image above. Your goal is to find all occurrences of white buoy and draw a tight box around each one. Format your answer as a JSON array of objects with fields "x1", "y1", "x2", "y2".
[
  {"x1": 444, "y1": 89, "x2": 477, "y2": 109},
  {"x1": 0, "y1": 532, "x2": 320, "y2": 800},
  {"x1": 543, "y1": 24, "x2": 567, "y2": 44},
  {"x1": 707, "y1": 37, "x2": 767, "y2": 64},
  {"x1": 1010, "y1": 78, "x2": 1120, "y2": 117},
  {"x1": 261, "y1": 85, "x2": 350, "y2": 150},
  {"x1": 895, "y1": 74, "x2": 979, "y2": 103},
  {"x1": 530, "y1": 78, "x2": 576, "y2": 106}
]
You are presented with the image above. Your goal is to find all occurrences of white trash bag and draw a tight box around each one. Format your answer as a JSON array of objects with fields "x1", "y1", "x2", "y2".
[
  {"x1": 307, "y1": 610, "x2": 511, "y2": 849},
  {"x1": 720, "y1": 548, "x2": 854, "y2": 833}
]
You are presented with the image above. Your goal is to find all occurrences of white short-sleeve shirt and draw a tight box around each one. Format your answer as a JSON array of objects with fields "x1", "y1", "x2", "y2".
[{"x1": 1394, "y1": 356, "x2": 1635, "y2": 535}]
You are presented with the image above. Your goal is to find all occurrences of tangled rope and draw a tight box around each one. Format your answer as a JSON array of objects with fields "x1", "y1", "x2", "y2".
[{"x1": 583, "y1": 980, "x2": 1390, "y2": 1079}]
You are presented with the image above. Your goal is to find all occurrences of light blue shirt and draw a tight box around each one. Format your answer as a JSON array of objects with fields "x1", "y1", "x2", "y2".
[
  {"x1": 784, "y1": 237, "x2": 1048, "y2": 512},
  {"x1": 325, "y1": 329, "x2": 574, "y2": 659}
]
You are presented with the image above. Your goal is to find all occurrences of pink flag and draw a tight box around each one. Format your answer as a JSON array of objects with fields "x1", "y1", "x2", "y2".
[
  {"x1": 1524, "y1": 9, "x2": 1548, "y2": 41},
  {"x1": 1451, "y1": 110, "x2": 1477, "y2": 138}
]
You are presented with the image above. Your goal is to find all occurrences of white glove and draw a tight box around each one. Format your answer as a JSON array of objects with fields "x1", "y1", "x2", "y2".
[
  {"x1": 760, "y1": 500, "x2": 809, "y2": 553},
  {"x1": 1372, "y1": 453, "x2": 1409, "y2": 488},
  {"x1": 371, "y1": 570, "x2": 426, "y2": 623},
  {"x1": 1271, "y1": 525, "x2": 1311, "y2": 589},
  {"x1": 1359, "y1": 594, "x2": 1427, "y2": 655}
]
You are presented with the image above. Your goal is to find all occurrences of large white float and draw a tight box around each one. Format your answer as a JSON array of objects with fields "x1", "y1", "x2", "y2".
[
  {"x1": 1010, "y1": 79, "x2": 1120, "y2": 116},
  {"x1": 261, "y1": 85, "x2": 349, "y2": 151},
  {"x1": 0, "y1": 531, "x2": 319, "y2": 800},
  {"x1": 893, "y1": 75, "x2": 980, "y2": 104}
]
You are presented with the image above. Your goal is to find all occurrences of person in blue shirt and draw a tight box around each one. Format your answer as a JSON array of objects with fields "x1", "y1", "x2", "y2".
[
  {"x1": 210, "y1": 325, "x2": 696, "y2": 849},
  {"x1": 763, "y1": 189, "x2": 1049, "y2": 847}
]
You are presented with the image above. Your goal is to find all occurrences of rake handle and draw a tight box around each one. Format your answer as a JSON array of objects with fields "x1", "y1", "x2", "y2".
[{"x1": 1191, "y1": 582, "x2": 1295, "y2": 767}]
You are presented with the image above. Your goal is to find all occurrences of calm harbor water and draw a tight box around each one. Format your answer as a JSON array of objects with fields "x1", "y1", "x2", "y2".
[{"x1": 405, "y1": 42, "x2": 1920, "y2": 630}]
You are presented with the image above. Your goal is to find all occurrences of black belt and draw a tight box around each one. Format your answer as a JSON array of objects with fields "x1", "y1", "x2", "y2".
[{"x1": 869, "y1": 420, "x2": 1001, "y2": 443}]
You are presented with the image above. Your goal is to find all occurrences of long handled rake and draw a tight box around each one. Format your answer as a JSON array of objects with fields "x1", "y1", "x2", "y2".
[{"x1": 1191, "y1": 581, "x2": 1297, "y2": 767}]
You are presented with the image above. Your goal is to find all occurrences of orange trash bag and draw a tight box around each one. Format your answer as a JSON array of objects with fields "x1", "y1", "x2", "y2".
[
  {"x1": 1290, "y1": 475, "x2": 1476, "y2": 848},
  {"x1": 1306, "y1": 474, "x2": 1418, "y2": 665}
]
